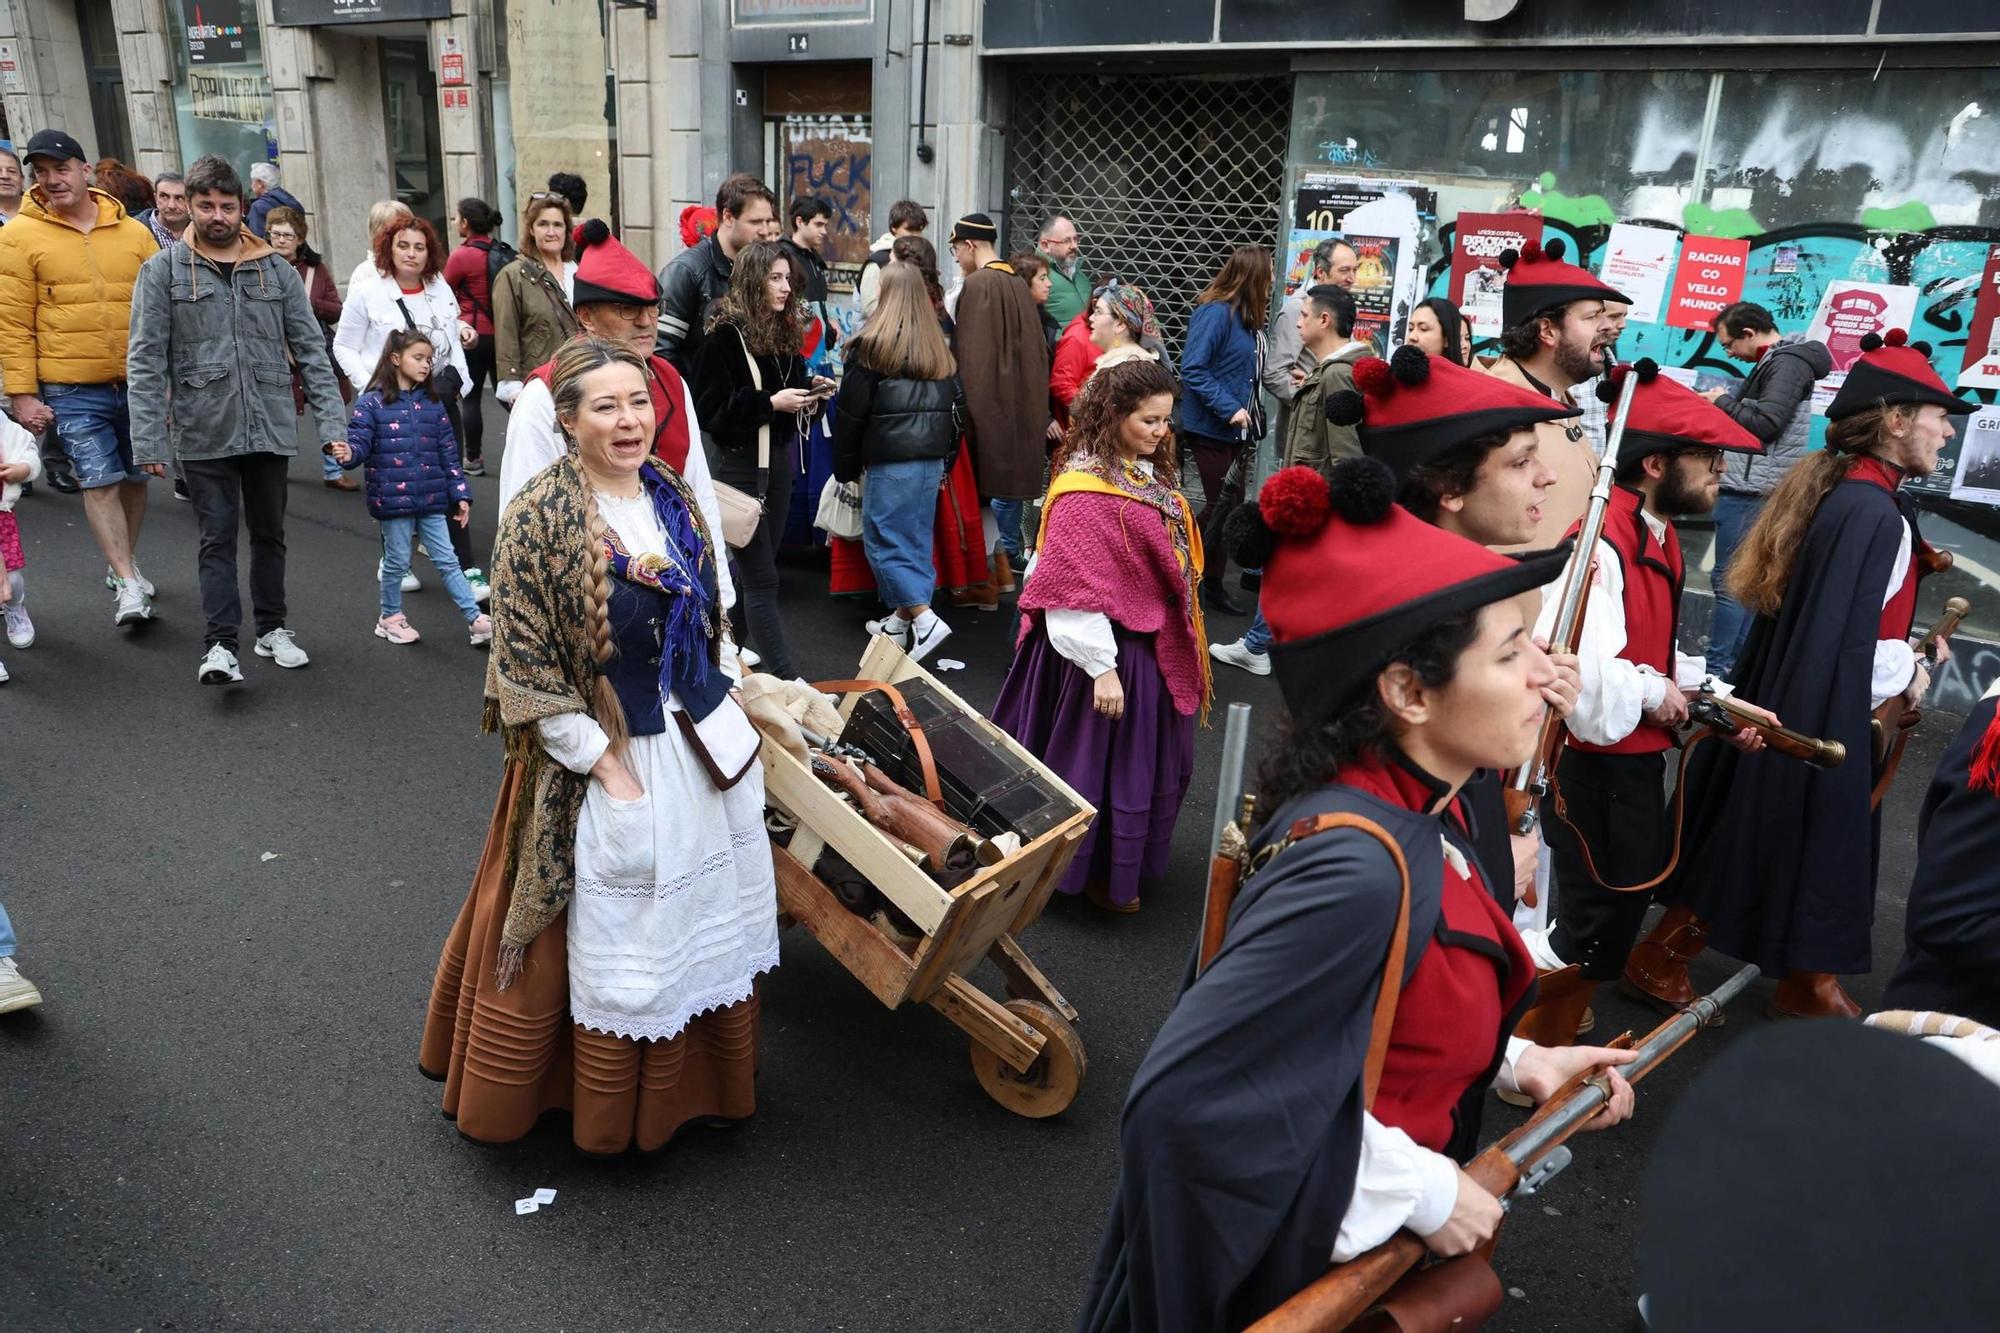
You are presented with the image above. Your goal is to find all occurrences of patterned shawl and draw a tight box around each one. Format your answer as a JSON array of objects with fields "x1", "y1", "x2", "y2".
[{"x1": 480, "y1": 453, "x2": 720, "y2": 977}]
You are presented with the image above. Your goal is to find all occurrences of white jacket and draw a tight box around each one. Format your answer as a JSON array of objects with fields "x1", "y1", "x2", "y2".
[
  {"x1": 333, "y1": 270, "x2": 472, "y2": 396},
  {"x1": 0, "y1": 415, "x2": 41, "y2": 510}
]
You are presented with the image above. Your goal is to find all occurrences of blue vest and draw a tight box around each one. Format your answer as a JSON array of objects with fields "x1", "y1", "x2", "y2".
[{"x1": 600, "y1": 472, "x2": 730, "y2": 734}]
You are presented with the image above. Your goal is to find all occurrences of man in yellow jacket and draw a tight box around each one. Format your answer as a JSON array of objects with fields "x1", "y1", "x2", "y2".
[{"x1": 0, "y1": 130, "x2": 158, "y2": 626}]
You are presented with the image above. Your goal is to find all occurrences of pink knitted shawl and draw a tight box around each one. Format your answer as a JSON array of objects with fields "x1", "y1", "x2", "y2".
[{"x1": 1018, "y1": 488, "x2": 1209, "y2": 717}]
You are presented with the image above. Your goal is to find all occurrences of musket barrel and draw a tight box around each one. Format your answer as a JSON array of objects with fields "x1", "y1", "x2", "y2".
[
  {"x1": 1499, "y1": 964, "x2": 1759, "y2": 1168},
  {"x1": 1209, "y1": 702, "x2": 1253, "y2": 859}
]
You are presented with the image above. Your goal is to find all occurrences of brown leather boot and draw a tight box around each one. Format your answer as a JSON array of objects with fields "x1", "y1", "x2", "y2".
[
  {"x1": 1769, "y1": 970, "x2": 1862, "y2": 1020},
  {"x1": 991, "y1": 549, "x2": 1017, "y2": 594},
  {"x1": 1512, "y1": 966, "x2": 1597, "y2": 1049},
  {"x1": 949, "y1": 581, "x2": 1000, "y2": 612},
  {"x1": 1623, "y1": 906, "x2": 1707, "y2": 1011}
]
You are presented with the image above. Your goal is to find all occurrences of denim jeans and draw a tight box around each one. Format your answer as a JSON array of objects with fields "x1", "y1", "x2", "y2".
[
  {"x1": 380, "y1": 513, "x2": 480, "y2": 621},
  {"x1": 1708, "y1": 491, "x2": 1763, "y2": 680},
  {"x1": 862, "y1": 457, "x2": 945, "y2": 609},
  {"x1": 990, "y1": 498, "x2": 1028, "y2": 562},
  {"x1": 1242, "y1": 606, "x2": 1272, "y2": 656},
  {"x1": 44, "y1": 381, "x2": 142, "y2": 489},
  {"x1": 0, "y1": 899, "x2": 15, "y2": 957}
]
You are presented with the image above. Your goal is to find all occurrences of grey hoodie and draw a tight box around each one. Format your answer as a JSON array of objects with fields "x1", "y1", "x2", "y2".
[{"x1": 1717, "y1": 333, "x2": 1834, "y2": 496}]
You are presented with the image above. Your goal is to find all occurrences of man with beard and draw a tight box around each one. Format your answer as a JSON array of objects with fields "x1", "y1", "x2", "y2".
[
  {"x1": 1524, "y1": 363, "x2": 1769, "y2": 1035},
  {"x1": 1484, "y1": 239, "x2": 1625, "y2": 549},
  {"x1": 1628, "y1": 331, "x2": 1971, "y2": 1020},
  {"x1": 127, "y1": 155, "x2": 344, "y2": 685}
]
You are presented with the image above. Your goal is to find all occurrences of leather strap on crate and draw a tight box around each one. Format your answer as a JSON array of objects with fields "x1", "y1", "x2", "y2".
[{"x1": 811, "y1": 678, "x2": 946, "y2": 810}]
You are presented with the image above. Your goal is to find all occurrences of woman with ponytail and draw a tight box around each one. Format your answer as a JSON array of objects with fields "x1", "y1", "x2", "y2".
[{"x1": 419, "y1": 337, "x2": 778, "y2": 1155}]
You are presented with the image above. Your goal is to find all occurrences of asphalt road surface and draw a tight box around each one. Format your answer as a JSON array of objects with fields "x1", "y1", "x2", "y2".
[{"x1": 0, "y1": 439, "x2": 1953, "y2": 1332}]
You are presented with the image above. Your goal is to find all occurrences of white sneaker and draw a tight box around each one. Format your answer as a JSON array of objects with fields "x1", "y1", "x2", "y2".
[
  {"x1": 378, "y1": 560, "x2": 421, "y2": 594},
  {"x1": 106, "y1": 565, "x2": 155, "y2": 597},
  {"x1": 737, "y1": 645, "x2": 762, "y2": 669},
  {"x1": 3, "y1": 601, "x2": 32, "y2": 648},
  {"x1": 866, "y1": 614, "x2": 908, "y2": 645},
  {"x1": 0, "y1": 956, "x2": 41, "y2": 1013},
  {"x1": 254, "y1": 628, "x2": 310, "y2": 669},
  {"x1": 198, "y1": 643, "x2": 243, "y2": 684},
  {"x1": 114, "y1": 579, "x2": 154, "y2": 626},
  {"x1": 0, "y1": 658, "x2": 9, "y2": 683},
  {"x1": 466, "y1": 568, "x2": 491, "y2": 604},
  {"x1": 904, "y1": 612, "x2": 952, "y2": 664},
  {"x1": 1209, "y1": 638, "x2": 1271, "y2": 677}
]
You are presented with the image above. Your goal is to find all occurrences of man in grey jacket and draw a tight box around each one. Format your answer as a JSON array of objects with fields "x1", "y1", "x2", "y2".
[
  {"x1": 129, "y1": 155, "x2": 345, "y2": 686},
  {"x1": 1702, "y1": 300, "x2": 1833, "y2": 679}
]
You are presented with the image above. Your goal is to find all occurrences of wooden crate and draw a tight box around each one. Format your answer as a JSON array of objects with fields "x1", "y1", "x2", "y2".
[{"x1": 761, "y1": 636, "x2": 1094, "y2": 1010}]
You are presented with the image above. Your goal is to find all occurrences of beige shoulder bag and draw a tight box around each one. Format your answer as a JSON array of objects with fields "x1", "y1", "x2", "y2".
[{"x1": 710, "y1": 328, "x2": 769, "y2": 549}]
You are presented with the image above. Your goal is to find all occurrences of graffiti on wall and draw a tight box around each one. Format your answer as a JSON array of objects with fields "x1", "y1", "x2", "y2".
[{"x1": 784, "y1": 115, "x2": 874, "y2": 268}]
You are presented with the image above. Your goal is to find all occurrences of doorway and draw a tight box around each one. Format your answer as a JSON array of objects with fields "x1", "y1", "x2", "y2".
[
  {"x1": 762, "y1": 62, "x2": 873, "y2": 287},
  {"x1": 380, "y1": 38, "x2": 446, "y2": 236}
]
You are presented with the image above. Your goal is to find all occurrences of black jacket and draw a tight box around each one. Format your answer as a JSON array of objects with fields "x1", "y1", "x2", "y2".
[
  {"x1": 831, "y1": 365, "x2": 964, "y2": 482},
  {"x1": 692, "y1": 320, "x2": 810, "y2": 485},
  {"x1": 1883, "y1": 696, "x2": 2000, "y2": 1025},
  {"x1": 655, "y1": 234, "x2": 734, "y2": 379}
]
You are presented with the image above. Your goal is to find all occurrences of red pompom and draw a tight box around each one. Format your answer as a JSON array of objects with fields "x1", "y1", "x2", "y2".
[
  {"x1": 1259, "y1": 466, "x2": 1334, "y2": 539},
  {"x1": 1352, "y1": 357, "x2": 1396, "y2": 397},
  {"x1": 1521, "y1": 240, "x2": 1545, "y2": 263},
  {"x1": 679, "y1": 204, "x2": 718, "y2": 250},
  {"x1": 1884, "y1": 327, "x2": 1909, "y2": 347}
]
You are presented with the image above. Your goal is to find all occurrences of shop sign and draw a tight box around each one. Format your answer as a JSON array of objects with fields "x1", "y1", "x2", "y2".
[
  {"x1": 0, "y1": 42, "x2": 21, "y2": 93},
  {"x1": 189, "y1": 70, "x2": 271, "y2": 124},
  {"x1": 439, "y1": 34, "x2": 466, "y2": 86},
  {"x1": 1597, "y1": 222, "x2": 1677, "y2": 325},
  {"x1": 269, "y1": 0, "x2": 451, "y2": 26},
  {"x1": 1665, "y1": 235, "x2": 1748, "y2": 330},
  {"x1": 183, "y1": 0, "x2": 250, "y2": 67},
  {"x1": 1449, "y1": 211, "x2": 1540, "y2": 337},
  {"x1": 736, "y1": 0, "x2": 871, "y2": 21},
  {"x1": 1956, "y1": 246, "x2": 2000, "y2": 391}
]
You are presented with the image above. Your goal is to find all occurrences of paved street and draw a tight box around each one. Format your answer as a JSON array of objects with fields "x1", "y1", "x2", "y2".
[{"x1": 0, "y1": 433, "x2": 1953, "y2": 1332}]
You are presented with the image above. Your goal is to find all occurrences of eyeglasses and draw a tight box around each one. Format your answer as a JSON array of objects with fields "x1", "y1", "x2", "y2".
[{"x1": 528, "y1": 191, "x2": 566, "y2": 204}]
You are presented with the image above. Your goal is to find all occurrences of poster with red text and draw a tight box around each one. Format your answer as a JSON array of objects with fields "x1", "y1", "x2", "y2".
[
  {"x1": 1956, "y1": 246, "x2": 2000, "y2": 390},
  {"x1": 1807, "y1": 280, "x2": 1920, "y2": 375},
  {"x1": 1665, "y1": 235, "x2": 1749, "y2": 329},
  {"x1": 1451, "y1": 211, "x2": 1541, "y2": 337}
]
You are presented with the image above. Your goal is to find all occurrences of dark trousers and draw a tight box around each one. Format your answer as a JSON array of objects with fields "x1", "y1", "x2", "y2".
[
  {"x1": 1547, "y1": 748, "x2": 1671, "y2": 981},
  {"x1": 35, "y1": 426, "x2": 67, "y2": 476},
  {"x1": 184, "y1": 453, "x2": 289, "y2": 651},
  {"x1": 461, "y1": 334, "x2": 496, "y2": 462},
  {"x1": 436, "y1": 393, "x2": 481, "y2": 572},
  {"x1": 1184, "y1": 432, "x2": 1243, "y2": 523},
  {"x1": 719, "y1": 449, "x2": 796, "y2": 678}
]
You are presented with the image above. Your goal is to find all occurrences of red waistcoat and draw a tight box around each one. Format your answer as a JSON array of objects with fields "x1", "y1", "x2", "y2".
[
  {"x1": 1849, "y1": 457, "x2": 1921, "y2": 641},
  {"x1": 1337, "y1": 757, "x2": 1537, "y2": 1154},
  {"x1": 1568, "y1": 486, "x2": 1684, "y2": 756},
  {"x1": 529, "y1": 352, "x2": 694, "y2": 473}
]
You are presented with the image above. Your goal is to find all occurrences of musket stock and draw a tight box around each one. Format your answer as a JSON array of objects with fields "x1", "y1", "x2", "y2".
[
  {"x1": 1686, "y1": 694, "x2": 1846, "y2": 769},
  {"x1": 1252, "y1": 964, "x2": 1760, "y2": 1332}
]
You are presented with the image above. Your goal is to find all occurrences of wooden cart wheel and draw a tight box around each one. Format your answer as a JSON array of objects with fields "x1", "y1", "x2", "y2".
[{"x1": 969, "y1": 1000, "x2": 1086, "y2": 1119}]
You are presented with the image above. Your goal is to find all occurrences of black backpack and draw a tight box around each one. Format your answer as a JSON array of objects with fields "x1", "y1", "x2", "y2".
[{"x1": 478, "y1": 237, "x2": 518, "y2": 315}]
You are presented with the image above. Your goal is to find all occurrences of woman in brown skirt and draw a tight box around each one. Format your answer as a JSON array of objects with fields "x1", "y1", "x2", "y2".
[{"x1": 420, "y1": 337, "x2": 779, "y2": 1154}]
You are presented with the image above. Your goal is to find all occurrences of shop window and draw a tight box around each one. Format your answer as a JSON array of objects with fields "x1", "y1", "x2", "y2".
[{"x1": 168, "y1": 0, "x2": 273, "y2": 183}]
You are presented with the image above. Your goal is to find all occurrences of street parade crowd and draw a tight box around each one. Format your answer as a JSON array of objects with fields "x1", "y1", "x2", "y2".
[{"x1": 4, "y1": 127, "x2": 2000, "y2": 1330}]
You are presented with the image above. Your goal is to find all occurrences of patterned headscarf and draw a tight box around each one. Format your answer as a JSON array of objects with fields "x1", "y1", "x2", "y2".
[{"x1": 1097, "y1": 280, "x2": 1174, "y2": 372}]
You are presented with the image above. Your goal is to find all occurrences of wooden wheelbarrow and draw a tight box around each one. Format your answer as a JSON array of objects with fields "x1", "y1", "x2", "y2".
[{"x1": 763, "y1": 637, "x2": 1097, "y2": 1117}]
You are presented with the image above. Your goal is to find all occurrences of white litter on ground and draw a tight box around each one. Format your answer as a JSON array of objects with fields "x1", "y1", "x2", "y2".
[{"x1": 933, "y1": 658, "x2": 966, "y2": 672}]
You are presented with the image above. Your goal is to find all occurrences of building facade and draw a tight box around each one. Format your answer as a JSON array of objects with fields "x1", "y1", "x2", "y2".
[{"x1": 2, "y1": 0, "x2": 1998, "y2": 691}]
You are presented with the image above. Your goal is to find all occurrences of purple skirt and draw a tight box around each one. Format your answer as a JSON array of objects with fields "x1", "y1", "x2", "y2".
[{"x1": 992, "y1": 623, "x2": 1196, "y2": 906}]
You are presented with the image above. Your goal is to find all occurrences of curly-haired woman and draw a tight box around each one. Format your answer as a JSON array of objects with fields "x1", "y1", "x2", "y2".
[
  {"x1": 693, "y1": 241, "x2": 824, "y2": 682},
  {"x1": 993, "y1": 359, "x2": 1206, "y2": 914},
  {"x1": 419, "y1": 337, "x2": 778, "y2": 1154}
]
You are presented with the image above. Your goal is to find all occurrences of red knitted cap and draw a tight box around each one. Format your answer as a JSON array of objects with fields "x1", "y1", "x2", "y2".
[
  {"x1": 1499, "y1": 236, "x2": 1627, "y2": 330},
  {"x1": 1335, "y1": 346, "x2": 1581, "y2": 483},
  {"x1": 573, "y1": 219, "x2": 660, "y2": 307},
  {"x1": 1600, "y1": 360, "x2": 1762, "y2": 458},
  {"x1": 1827, "y1": 328, "x2": 1977, "y2": 421}
]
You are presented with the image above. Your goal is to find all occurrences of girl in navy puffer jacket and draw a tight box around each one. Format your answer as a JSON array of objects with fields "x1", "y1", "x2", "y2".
[{"x1": 330, "y1": 330, "x2": 492, "y2": 647}]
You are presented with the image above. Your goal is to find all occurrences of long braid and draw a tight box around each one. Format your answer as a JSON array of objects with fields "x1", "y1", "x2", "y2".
[{"x1": 578, "y1": 481, "x2": 630, "y2": 757}]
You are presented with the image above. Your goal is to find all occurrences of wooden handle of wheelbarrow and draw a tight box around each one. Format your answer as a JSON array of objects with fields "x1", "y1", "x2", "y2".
[{"x1": 812, "y1": 678, "x2": 945, "y2": 810}]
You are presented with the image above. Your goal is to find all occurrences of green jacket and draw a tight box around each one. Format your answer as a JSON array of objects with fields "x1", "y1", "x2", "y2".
[
  {"x1": 1040, "y1": 251, "x2": 1091, "y2": 327},
  {"x1": 1283, "y1": 342, "x2": 1370, "y2": 474}
]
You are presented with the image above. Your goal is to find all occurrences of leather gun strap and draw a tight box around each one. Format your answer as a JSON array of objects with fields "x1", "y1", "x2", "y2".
[
  {"x1": 811, "y1": 678, "x2": 946, "y2": 809},
  {"x1": 1278, "y1": 812, "x2": 1413, "y2": 1110},
  {"x1": 1548, "y1": 732, "x2": 1711, "y2": 894}
]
